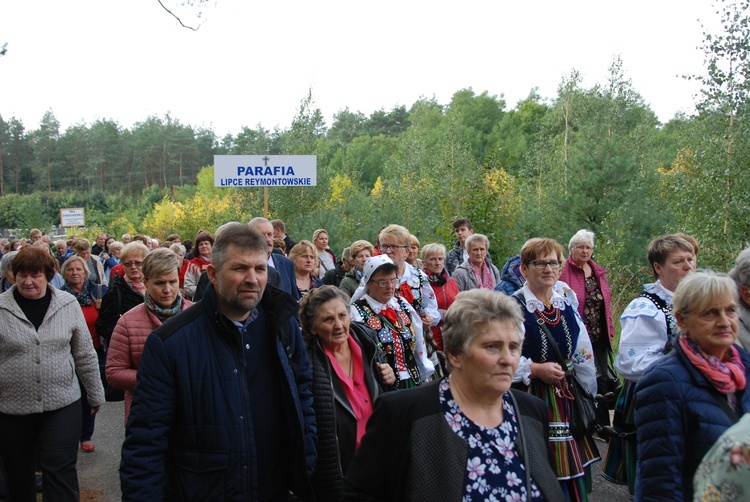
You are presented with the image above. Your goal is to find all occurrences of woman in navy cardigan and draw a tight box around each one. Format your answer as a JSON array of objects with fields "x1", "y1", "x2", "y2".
[{"x1": 636, "y1": 270, "x2": 750, "y2": 501}]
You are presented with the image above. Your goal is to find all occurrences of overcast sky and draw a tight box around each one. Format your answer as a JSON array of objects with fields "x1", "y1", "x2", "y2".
[{"x1": 0, "y1": 0, "x2": 720, "y2": 138}]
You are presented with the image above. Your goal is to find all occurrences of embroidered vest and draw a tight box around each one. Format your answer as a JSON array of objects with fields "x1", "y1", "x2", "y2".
[
  {"x1": 353, "y1": 297, "x2": 422, "y2": 385},
  {"x1": 640, "y1": 291, "x2": 677, "y2": 354}
]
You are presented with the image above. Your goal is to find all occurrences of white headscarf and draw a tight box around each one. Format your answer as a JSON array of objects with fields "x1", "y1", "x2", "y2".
[{"x1": 349, "y1": 255, "x2": 396, "y2": 304}]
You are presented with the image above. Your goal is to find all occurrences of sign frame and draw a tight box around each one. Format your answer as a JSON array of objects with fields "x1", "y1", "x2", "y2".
[{"x1": 60, "y1": 207, "x2": 85, "y2": 227}]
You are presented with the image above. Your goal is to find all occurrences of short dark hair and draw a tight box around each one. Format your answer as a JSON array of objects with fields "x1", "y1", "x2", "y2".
[
  {"x1": 194, "y1": 231, "x2": 215, "y2": 247},
  {"x1": 647, "y1": 235, "x2": 694, "y2": 279},
  {"x1": 13, "y1": 247, "x2": 57, "y2": 281},
  {"x1": 271, "y1": 219, "x2": 286, "y2": 232},
  {"x1": 299, "y1": 285, "x2": 350, "y2": 339},
  {"x1": 211, "y1": 223, "x2": 267, "y2": 270},
  {"x1": 452, "y1": 218, "x2": 472, "y2": 230}
]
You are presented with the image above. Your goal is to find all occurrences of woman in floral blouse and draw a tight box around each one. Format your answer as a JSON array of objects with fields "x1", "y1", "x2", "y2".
[{"x1": 344, "y1": 289, "x2": 563, "y2": 501}]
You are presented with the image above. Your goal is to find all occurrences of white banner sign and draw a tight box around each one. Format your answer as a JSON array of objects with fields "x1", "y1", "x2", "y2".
[
  {"x1": 213, "y1": 155, "x2": 317, "y2": 187},
  {"x1": 60, "y1": 207, "x2": 85, "y2": 227}
]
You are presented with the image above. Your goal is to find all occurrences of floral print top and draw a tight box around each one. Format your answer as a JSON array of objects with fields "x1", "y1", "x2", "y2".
[
  {"x1": 583, "y1": 275, "x2": 605, "y2": 342},
  {"x1": 439, "y1": 378, "x2": 542, "y2": 501}
]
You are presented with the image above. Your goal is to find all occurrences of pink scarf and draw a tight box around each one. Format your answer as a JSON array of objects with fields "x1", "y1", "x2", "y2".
[
  {"x1": 679, "y1": 335, "x2": 747, "y2": 394},
  {"x1": 470, "y1": 261, "x2": 494, "y2": 289}
]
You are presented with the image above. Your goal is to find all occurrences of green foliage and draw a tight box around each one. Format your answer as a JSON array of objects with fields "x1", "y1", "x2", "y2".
[
  {"x1": 668, "y1": 0, "x2": 750, "y2": 269},
  {"x1": 3, "y1": 3, "x2": 750, "y2": 324}
]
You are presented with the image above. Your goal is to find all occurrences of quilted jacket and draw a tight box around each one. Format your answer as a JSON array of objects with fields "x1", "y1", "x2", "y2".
[
  {"x1": 305, "y1": 322, "x2": 386, "y2": 502},
  {"x1": 0, "y1": 286, "x2": 105, "y2": 414},
  {"x1": 105, "y1": 300, "x2": 193, "y2": 424},
  {"x1": 120, "y1": 284, "x2": 316, "y2": 501},
  {"x1": 635, "y1": 342, "x2": 750, "y2": 501},
  {"x1": 559, "y1": 256, "x2": 614, "y2": 341}
]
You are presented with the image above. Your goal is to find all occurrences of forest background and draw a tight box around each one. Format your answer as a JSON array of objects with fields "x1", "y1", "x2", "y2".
[{"x1": 1, "y1": 0, "x2": 749, "y2": 318}]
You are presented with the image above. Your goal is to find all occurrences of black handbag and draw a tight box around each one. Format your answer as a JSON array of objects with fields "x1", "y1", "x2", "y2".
[
  {"x1": 104, "y1": 383, "x2": 124, "y2": 402},
  {"x1": 520, "y1": 293, "x2": 597, "y2": 438},
  {"x1": 566, "y1": 371, "x2": 598, "y2": 437}
]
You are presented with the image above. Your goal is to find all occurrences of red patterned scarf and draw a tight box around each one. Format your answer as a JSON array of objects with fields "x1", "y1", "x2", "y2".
[{"x1": 679, "y1": 335, "x2": 747, "y2": 394}]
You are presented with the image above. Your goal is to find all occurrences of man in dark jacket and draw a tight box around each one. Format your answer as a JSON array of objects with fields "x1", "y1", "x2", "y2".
[
  {"x1": 251, "y1": 217, "x2": 300, "y2": 302},
  {"x1": 272, "y1": 218, "x2": 297, "y2": 254},
  {"x1": 120, "y1": 223, "x2": 316, "y2": 501}
]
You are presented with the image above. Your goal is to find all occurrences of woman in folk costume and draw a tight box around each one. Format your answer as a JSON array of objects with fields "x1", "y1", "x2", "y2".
[
  {"x1": 350, "y1": 255, "x2": 434, "y2": 388},
  {"x1": 511, "y1": 238, "x2": 599, "y2": 501},
  {"x1": 375, "y1": 225, "x2": 441, "y2": 330},
  {"x1": 602, "y1": 234, "x2": 695, "y2": 498}
]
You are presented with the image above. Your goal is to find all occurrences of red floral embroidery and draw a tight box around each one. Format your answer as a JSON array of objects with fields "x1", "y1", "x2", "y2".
[
  {"x1": 397, "y1": 283, "x2": 415, "y2": 305},
  {"x1": 367, "y1": 316, "x2": 382, "y2": 330}
]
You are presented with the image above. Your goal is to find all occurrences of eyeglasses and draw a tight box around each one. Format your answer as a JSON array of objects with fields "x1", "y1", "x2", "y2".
[
  {"x1": 370, "y1": 278, "x2": 399, "y2": 287},
  {"x1": 122, "y1": 260, "x2": 144, "y2": 268},
  {"x1": 530, "y1": 260, "x2": 562, "y2": 270},
  {"x1": 378, "y1": 244, "x2": 408, "y2": 252}
]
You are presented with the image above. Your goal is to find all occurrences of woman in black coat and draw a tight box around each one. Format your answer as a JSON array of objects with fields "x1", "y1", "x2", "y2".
[
  {"x1": 95, "y1": 242, "x2": 148, "y2": 343},
  {"x1": 343, "y1": 289, "x2": 563, "y2": 501},
  {"x1": 299, "y1": 286, "x2": 396, "y2": 502}
]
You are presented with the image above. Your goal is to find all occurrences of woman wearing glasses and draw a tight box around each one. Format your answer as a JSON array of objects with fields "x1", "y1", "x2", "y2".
[
  {"x1": 602, "y1": 234, "x2": 694, "y2": 498},
  {"x1": 371, "y1": 225, "x2": 441, "y2": 330},
  {"x1": 95, "y1": 242, "x2": 150, "y2": 344},
  {"x1": 350, "y1": 255, "x2": 434, "y2": 388},
  {"x1": 512, "y1": 238, "x2": 599, "y2": 501}
]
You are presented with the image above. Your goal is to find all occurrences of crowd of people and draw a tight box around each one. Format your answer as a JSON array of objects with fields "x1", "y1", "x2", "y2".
[{"x1": 0, "y1": 218, "x2": 749, "y2": 501}]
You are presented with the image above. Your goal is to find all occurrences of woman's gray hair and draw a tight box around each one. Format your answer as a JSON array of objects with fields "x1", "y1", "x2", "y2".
[
  {"x1": 0, "y1": 251, "x2": 18, "y2": 279},
  {"x1": 464, "y1": 233, "x2": 489, "y2": 252},
  {"x1": 569, "y1": 229, "x2": 595, "y2": 251},
  {"x1": 108, "y1": 241, "x2": 124, "y2": 253},
  {"x1": 169, "y1": 243, "x2": 187, "y2": 256},
  {"x1": 61, "y1": 255, "x2": 91, "y2": 279},
  {"x1": 142, "y1": 248, "x2": 181, "y2": 281},
  {"x1": 673, "y1": 270, "x2": 738, "y2": 319},
  {"x1": 442, "y1": 289, "x2": 525, "y2": 369},
  {"x1": 421, "y1": 243, "x2": 446, "y2": 261},
  {"x1": 730, "y1": 248, "x2": 750, "y2": 300},
  {"x1": 120, "y1": 242, "x2": 149, "y2": 262},
  {"x1": 298, "y1": 285, "x2": 351, "y2": 339}
]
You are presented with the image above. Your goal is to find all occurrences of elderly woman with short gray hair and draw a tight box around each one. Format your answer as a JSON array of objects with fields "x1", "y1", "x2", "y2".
[
  {"x1": 451, "y1": 233, "x2": 500, "y2": 291},
  {"x1": 344, "y1": 288, "x2": 563, "y2": 501},
  {"x1": 730, "y1": 247, "x2": 750, "y2": 352},
  {"x1": 559, "y1": 229, "x2": 615, "y2": 429}
]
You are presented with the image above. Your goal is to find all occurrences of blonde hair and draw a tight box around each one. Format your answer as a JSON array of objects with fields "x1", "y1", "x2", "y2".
[
  {"x1": 289, "y1": 240, "x2": 319, "y2": 270},
  {"x1": 673, "y1": 270, "x2": 737, "y2": 319},
  {"x1": 378, "y1": 224, "x2": 410, "y2": 246},
  {"x1": 61, "y1": 255, "x2": 90, "y2": 279}
]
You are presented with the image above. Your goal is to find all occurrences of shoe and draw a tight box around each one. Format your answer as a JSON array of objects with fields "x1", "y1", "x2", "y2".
[
  {"x1": 35, "y1": 472, "x2": 42, "y2": 492},
  {"x1": 80, "y1": 441, "x2": 95, "y2": 453}
]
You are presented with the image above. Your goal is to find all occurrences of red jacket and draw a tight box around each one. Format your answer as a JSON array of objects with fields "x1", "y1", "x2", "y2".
[
  {"x1": 560, "y1": 257, "x2": 614, "y2": 342},
  {"x1": 105, "y1": 300, "x2": 192, "y2": 424},
  {"x1": 427, "y1": 277, "x2": 460, "y2": 351}
]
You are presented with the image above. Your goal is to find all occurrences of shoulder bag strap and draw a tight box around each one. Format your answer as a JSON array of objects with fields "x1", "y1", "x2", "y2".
[{"x1": 508, "y1": 390, "x2": 532, "y2": 497}]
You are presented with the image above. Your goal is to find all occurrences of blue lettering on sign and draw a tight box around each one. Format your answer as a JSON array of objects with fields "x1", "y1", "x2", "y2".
[
  {"x1": 236, "y1": 166, "x2": 296, "y2": 176},
  {"x1": 220, "y1": 178, "x2": 244, "y2": 186}
]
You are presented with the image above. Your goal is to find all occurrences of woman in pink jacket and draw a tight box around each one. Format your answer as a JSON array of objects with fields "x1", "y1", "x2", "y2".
[
  {"x1": 559, "y1": 229, "x2": 615, "y2": 430},
  {"x1": 106, "y1": 248, "x2": 192, "y2": 424}
]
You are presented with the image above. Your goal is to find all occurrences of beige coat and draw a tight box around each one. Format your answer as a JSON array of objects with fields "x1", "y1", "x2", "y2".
[{"x1": 0, "y1": 286, "x2": 105, "y2": 414}]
